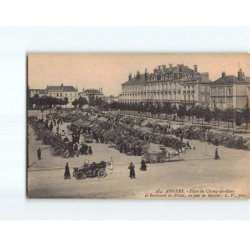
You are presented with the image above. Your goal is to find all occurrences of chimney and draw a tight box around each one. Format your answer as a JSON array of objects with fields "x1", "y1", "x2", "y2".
[
  {"x1": 169, "y1": 63, "x2": 172, "y2": 68},
  {"x1": 129, "y1": 73, "x2": 132, "y2": 81},
  {"x1": 145, "y1": 68, "x2": 148, "y2": 81},
  {"x1": 136, "y1": 71, "x2": 141, "y2": 79},
  {"x1": 158, "y1": 65, "x2": 161, "y2": 71},
  {"x1": 222, "y1": 71, "x2": 226, "y2": 78},
  {"x1": 193, "y1": 65, "x2": 198, "y2": 73},
  {"x1": 238, "y1": 68, "x2": 243, "y2": 80},
  {"x1": 83, "y1": 87, "x2": 85, "y2": 92}
]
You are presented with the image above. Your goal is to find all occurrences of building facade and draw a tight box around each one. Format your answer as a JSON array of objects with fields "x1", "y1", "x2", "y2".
[
  {"x1": 29, "y1": 84, "x2": 78, "y2": 107},
  {"x1": 46, "y1": 84, "x2": 78, "y2": 106},
  {"x1": 121, "y1": 64, "x2": 210, "y2": 107},
  {"x1": 78, "y1": 88, "x2": 104, "y2": 102},
  {"x1": 29, "y1": 89, "x2": 47, "y2": 98},
  {"x1": 210, "y1": 69, "x2": 250, "y2": 109}
]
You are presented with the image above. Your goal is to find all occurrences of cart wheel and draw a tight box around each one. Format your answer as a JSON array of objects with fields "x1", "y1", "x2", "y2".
[
  {"x1": 97, "y1": 169, "x2": 106, "y2": 178},
  {"x1": 50, "y1": 146, "x2": 62, "y2": 156},
  {"x1": 75, "y1": 171, "x2": 86, "y2": 180},
  {"x1": 160, "y1": 158, "x2": 165, "y2": 163},
  {"x1": 62, "y1": 151, "x2": 69, "y2": 158}
]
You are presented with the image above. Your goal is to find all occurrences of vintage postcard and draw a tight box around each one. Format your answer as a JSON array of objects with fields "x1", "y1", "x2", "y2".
[{"x1": 27, "y1": 53, "x2": 250, "y2": 199}]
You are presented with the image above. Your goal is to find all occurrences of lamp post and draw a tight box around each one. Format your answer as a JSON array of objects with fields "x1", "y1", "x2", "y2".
[{"x1": 205, "y1": 131, "x2": 208, "y2": 157}]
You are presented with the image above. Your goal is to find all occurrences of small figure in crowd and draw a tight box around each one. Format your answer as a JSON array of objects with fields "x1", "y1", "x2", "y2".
[
  {"x1": 88, "y1": 146, "x2": 93, "y2": 155},
  {"x1": 64, "y1": 163, "x2": 71, "y2": 179},
  {"x1": 64, "y1": 136, "x2": 69, "y2": 142},
  {"x1": 140, "y1": 159, "x2": 147, "y2": 171},
  {"x1": 128, "y1": 162, "x2": 136, "y2": 179},
  {"x1": 74, "y1": 143, "x2": 79, "y2": 157},
  {"x1": 214, "y1": 148, "x2": 220, "y2": 160},
  {"x1": 37, "y1": 148, "x2": 41, "y2": 160},
  {"x1": 186, "y1": 141, "x2": 192, "y2": 149},
  {"x1": 49, "y1": 122, "x2": 53, "y2": 132},
  {"x1": 108, "y1": 157, "x2": 114, "y2": 171}
]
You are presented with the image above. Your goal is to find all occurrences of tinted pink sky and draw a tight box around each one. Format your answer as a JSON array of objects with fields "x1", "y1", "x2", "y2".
[{"x1": 28, "y1": 53, "x2": 250, "y2": 96}]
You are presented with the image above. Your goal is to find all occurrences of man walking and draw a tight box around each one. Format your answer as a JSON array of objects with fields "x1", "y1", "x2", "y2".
[{"x1": 128, "y1": 162, "x2": 136, "y2": 179}]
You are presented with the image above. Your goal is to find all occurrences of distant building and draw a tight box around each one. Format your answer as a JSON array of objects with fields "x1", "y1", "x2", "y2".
[
  {"x1": 46, "y1": 84, "x2": 78, "y2": 106},
  {"x1": 210, "y1": 69, "x2": 250, "y2": 109},
  {"x1": 78, "y1": 88, "x2": 104, "y2": 102},
  {"x1": 104, "y1": 95, "x2": 119, "y2": 104},
  {"x1": 29, "y1": 89, "x2": 46, "y2": 97},
  {"x1": 29, "y1": 83, "x2": 78, "y2": 107},
  {"x1": 121, "y1": 64, "x2": 210, "y2": 107}
]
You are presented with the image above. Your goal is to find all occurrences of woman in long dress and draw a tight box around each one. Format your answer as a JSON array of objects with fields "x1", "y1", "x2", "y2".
[
  {"x1": 64, "y1": 163, "x2": 71, "y2": 179},
  {"x1": 140, "y1": 159, "x2": 147, "y2": 171},
  {"x1": 88, "y1": 146, "x2": 93, "y2": 155},
  {"x1": 214, "y1": 148, "x2": 220, "y2": 160}
]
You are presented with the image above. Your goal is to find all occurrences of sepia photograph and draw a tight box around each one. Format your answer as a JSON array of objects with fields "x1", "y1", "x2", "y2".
[{"x1": 27, "y1": 53, "x2": 250, "y2": 199}]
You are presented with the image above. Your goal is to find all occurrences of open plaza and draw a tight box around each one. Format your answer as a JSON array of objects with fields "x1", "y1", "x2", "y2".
[{"x1": 27, "y1": 109, "x2": 250, "y2": 199}]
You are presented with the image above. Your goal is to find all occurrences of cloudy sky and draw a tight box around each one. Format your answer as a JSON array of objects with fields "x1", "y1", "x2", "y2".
[{"x1": 28, "y1": 53, "x2": 250, "y2": 96}]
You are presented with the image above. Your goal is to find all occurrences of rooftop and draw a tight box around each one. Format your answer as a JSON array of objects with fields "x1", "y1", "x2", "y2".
[
  {"x1": 46, "y1": 84, "x2": 77, "y2": 92},
  {"x1": 122, "y1": 64, "x2": 205, "y2": 85},
  {"x1": 82, "y1": 88, "x2": 103, "y2": 95},
  {"x1": 213, "y1": 74, "x2": 250, "y2": 85}
]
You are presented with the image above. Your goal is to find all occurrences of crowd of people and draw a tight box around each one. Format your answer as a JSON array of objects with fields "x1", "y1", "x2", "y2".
[{"x1": 30, "y1": 110, "x2": 224, "y2": 183}]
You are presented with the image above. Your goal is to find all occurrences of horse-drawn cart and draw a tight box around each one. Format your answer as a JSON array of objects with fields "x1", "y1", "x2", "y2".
[{"x1": 143, "y1": 147, "x2": 181, "y2": 163}]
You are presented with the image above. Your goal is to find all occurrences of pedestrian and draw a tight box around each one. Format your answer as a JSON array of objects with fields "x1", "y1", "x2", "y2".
[
  {"x1": 56, "y1": 125, "x2": 59, "y2": 134},
  {"x1": 88, "y1": 146, "x2": 93, "y2": 155},
  {"x1": 74, "y1": 143, "x2": 79, "y2": 157},
  {"x1": 128, "y1": 162, "x2": 136, "y2": 179},
  {"x1": 37, "y1": 148, "x2": 41, "y2": 160},
  {"x1": 64, "y1": 163, "x2": 71, "y2": 179},
  {"x1": 214, "y1": 148, "x2": 220, "y2": 160},
  {"x1": 49, "y1": 122, "x2": 53, "y2": 132},
  {"x1": 186, "y1": 141, "x2": 192, "y2": 149},
  {"x1": 140, "y1": 159, "x2": 147, "y2": 171},
  {"x1": 180, "y1": 133, "x2": 184, "y2": 143}
]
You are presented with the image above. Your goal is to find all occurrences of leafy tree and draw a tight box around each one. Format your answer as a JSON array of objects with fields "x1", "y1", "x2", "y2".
[
  {"x1": 177, "y1": 104, "x2": 187, "y2": 122},
  {"x1": 204, "y1": 107, "x2": 212, "y2": 123},
  {"x1": 221, "y1": 108, "x2": 234, "y2": 131},
  {"x1": 212, "y1": 107, "x2": 221, "y2": 126},
  {"x1": 193, "y1": 105, "x2": 204, "y2": 124}
]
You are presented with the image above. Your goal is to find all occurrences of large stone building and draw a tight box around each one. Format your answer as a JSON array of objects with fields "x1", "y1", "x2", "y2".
[
  {"x1": 210, "y1": 69, "x2": 250, "y2": 109},
  {"x1": 121, "y1": 64, "x2": 250, "y2": 110},
  {"x1": 29, "y1": 84, "x2": 78, "y2": 107},
  {"x1": 121, "y1": 64, "x2": 211, "y2": 107}
]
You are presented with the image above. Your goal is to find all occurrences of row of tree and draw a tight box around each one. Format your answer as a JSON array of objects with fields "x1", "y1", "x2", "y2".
[
  {"x1": 28, "y1": 95, "x2": 69, "y2": 109},
  {"x1": 28, "y1": 95, "x2": 249, "y2": 128},
  {"x1": 105, "y1": 101, "x2": 250, "y2": 127}
]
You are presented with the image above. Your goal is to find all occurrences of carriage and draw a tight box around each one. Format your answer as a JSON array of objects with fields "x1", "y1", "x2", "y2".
[
  {"x1": 50, "y1": 141, "x2": 69, "y2": 157},
  {"x1": 73, "y1": 161, "x2": 107, "y2": 180}
]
